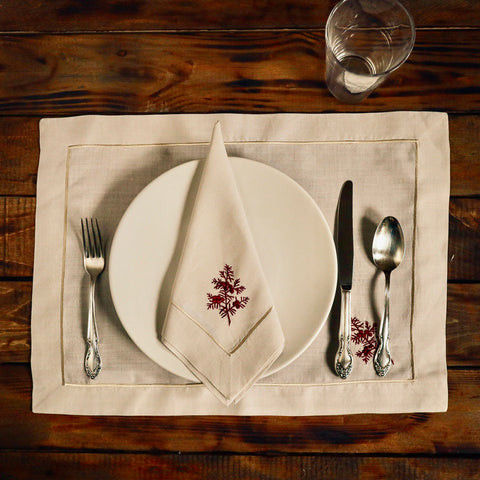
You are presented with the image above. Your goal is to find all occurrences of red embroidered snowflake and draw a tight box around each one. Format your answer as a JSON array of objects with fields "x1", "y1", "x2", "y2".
[
  {"x1": 351, "y1": 317, "x2": 378, "y2": 364},
  {"x1": 206, "y1": 264, "x2": 249, "y2": 326},
  {"x1": 351, "y1": 317, "x2": 395, "y2": 366}
]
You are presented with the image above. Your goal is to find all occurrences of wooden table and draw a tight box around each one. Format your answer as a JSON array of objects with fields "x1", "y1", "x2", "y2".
[{"x1": 0, "y1": 1, "x2": 479, "y2": 478}]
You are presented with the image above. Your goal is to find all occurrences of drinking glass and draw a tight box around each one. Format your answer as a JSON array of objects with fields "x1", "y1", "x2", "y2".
[{"x1": 325, "y1": 0, "x2": 415, "y2": 103}]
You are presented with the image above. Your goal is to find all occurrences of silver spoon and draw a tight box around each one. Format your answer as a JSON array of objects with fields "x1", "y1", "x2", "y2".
[{"x1": 372, "y1": 216, "x2": 405, "y2": 376}]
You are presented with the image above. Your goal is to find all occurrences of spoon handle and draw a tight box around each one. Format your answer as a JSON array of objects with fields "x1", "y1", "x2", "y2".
[
  {"x1": 374, "y1": 271, "x2": 391, "y2": 376},
  {"x1": 335, "y1": 287, "x2": 353, "y2": 379}
]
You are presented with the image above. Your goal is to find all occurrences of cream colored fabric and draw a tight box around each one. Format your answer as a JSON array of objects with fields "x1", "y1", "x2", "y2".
[
  {"x1": 161, "y1": 123, "x2": 284, "y2": 405},
  {"x1": 31, "y1": 112, "x2": 449, "y2": 415}
]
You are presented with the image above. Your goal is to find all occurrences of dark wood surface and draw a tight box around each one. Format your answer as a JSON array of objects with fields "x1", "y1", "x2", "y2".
[{"x1": 0, "y1": 1, "x2": 479, "y2": 478}]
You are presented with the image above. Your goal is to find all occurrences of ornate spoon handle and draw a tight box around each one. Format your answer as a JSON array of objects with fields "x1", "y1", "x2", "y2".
[{"x1": 374, "y1": 271, "x2": 391, "y2": 376}]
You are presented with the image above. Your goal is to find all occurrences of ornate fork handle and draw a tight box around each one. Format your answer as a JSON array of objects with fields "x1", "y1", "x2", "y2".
[{"x1": 85, "y1": 276, "x2": 102, "y2": 379}]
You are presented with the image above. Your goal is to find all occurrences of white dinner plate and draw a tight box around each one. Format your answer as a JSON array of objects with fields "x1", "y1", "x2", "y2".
[{"x1": 109, "y1": 157, "x2": 337, "y2": 381}]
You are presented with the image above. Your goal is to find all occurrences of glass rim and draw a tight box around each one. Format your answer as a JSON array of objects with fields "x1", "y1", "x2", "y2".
[{"x1": 325, "y1": 0, "x2": 416, "y2": 78}]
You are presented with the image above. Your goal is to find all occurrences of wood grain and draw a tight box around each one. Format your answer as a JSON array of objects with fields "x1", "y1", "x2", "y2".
[
  {"x1": 0, "y1": 30, "x2": 479, "y2": 116},
  {"x1": 447, "y1": 284, "x2": 480, "y2": 367},
  {"x1": 449, "y1": 198, "x2": 480, "y2": 282},
  {"x1": 0, "y1": 364, "x2": 478, "y2": 453},
  {"x1": 0, "y1": 282, "x2": 31, "y2": 363},
  {"x1": 0, "y1": 282, "x2": 477, "y2": 366},
  {"x1": 1, "y1": 114, "x2": 479, "y2": 197},
  {"x1": 0, "y1": 197, "x2": 35, "y2": 277},
  {"x1": 449, "y1": 115, "x2": 480, "y2": 196},
  {"x1": 0, "y1": 0, "x2": 479, "y2": 32},
  {"x1": 0, "y1": 196, "x2": 477, "y2": 280},
  {"x1": 0, "y1": 118, "x2": 39, "y2": 196},
  {"x1": 0, "y1": 452, "x2": 479, "y2": 480}
]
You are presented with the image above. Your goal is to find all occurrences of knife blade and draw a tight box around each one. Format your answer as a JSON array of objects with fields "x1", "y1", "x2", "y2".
[{"x1": 334, "y1": 180, "x2": 354, "y2": 379}]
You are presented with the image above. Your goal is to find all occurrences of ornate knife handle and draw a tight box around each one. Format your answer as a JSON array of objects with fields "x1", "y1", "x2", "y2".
[{"x1": 335, "y1": 287, "x2": 353, "y2": 379}]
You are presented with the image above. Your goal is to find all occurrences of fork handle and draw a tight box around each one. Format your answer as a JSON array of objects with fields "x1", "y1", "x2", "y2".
[{"x1": 85, "y1": 278, "x2": 101, "y2": 379}]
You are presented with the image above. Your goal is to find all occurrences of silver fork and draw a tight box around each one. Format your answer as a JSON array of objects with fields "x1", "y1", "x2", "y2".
[{"x1": 81, "y1": 218, "x2": 105, "y2": 379}]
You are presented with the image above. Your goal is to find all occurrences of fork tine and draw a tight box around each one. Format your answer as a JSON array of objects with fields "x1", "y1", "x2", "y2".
[
  {"x1": 90, "y1": 218, "x2": 103, "y2": 258},
  {"x1": 85, "y1": 217, "x2": 94, "y2": 258},
  {"x1": 81, "y1": 218, "x2": 89, "y2": 257},
  {"x1": 89, "y1": 219, "x2": 96, "y2": 257}
]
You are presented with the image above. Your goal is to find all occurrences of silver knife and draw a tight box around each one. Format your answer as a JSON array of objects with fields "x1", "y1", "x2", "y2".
[{"x1": 334, "y1": 180, "x2": 354, "y2": 379}]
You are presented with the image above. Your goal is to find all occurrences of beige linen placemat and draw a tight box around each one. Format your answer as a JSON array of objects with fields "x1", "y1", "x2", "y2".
[{"x1": 31, "y1": 112, "x2": 449, "y2": 415}]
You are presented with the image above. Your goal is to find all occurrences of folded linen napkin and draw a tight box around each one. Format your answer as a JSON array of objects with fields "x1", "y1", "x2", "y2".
[{"x1": 161, "y1": 123, "x2": 285, "y2": 405}]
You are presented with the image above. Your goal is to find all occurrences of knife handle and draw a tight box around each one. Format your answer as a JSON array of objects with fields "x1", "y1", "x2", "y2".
[{"x1": 335, "y1": 287, "x2": 353, "y2": 379}]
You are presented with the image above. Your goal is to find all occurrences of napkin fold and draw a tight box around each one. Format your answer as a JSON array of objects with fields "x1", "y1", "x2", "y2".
[{"x1": 161, "y1": 123, "x2": 285, "y2": 405}]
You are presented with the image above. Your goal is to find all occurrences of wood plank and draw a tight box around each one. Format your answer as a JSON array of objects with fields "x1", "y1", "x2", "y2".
[
  {"x1": 0, "y1": 452, "x2": 479, "y2": 480},
  {"x1": 0, "y1": 0, "x2": 479, "y2": 32},
  {"x1": 0, "y1": 195, "x2": 477, "y2": 281},
  {"x1": 0, "y1": 364, "x2": 478, "y2": 453},
  {"x1": 1, "y1": 282, "x2": 477, "y2": 366},
  {"x1": 0, "y1": 117, "x2": 39, "y2": 196},
  {"x1": 0, "y1": 282, "x2": 31, "y2": 363},
  {"x1": 449, "y1": 115, "x2": 480, "y2": 196},
  {"x1": 0, "y1": 30, "x2": 479, "y2": 115},
  {"x1": 447, "y1": 284, "x2": 480, "y2": 367},
  {"x1": 0, "y1": 197, "x2": 35, "y2": 277},
  {"x1": 0, "y1": 114, "x2": 478, "y2": 197},
  {"x1": 449, "y1": 198, "x2": 480, "y2": 282}
]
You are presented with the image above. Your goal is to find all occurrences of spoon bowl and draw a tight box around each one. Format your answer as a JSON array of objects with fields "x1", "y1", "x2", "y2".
[
  {"x1": 372, "y1": 216, "x2": 405, "y2": 376},
  {"x1": 372, "y1": 217, "x2": 405, "y2": 272}
]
